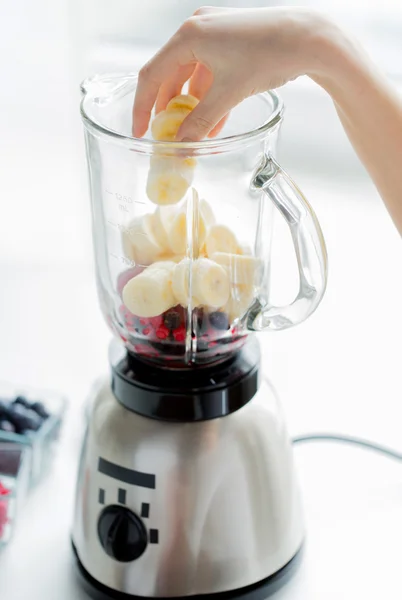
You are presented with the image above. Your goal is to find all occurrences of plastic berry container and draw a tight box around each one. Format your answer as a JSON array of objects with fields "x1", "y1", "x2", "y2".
[
  {"x1": 0, "y1": 382, "x2": 67, "y2": 487},
  {"x1": 0, "y1": 441, "x2": 31, "y2": 549}
]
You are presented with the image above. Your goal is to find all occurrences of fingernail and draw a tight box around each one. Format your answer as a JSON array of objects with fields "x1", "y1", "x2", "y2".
[{"x1": 180, "y1": 137, "x2": 194, "y2": 143}]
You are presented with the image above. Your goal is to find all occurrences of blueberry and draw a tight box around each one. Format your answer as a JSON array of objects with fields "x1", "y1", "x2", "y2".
[
  {"x1": 209, "y1": 311, "x2": 230, "y2": 331},
  {"x1": 30, "y1": 402, "x2": 49, "y2": 420},
  {"x1": 7, "y1": 405, "x2": 42, "y2": 433},
  {"x1": 163, "y1": 310, "x2": 182, "y2": 331},
  {"x1": 0, "y1": 419, "x2": 16, "y2": 433},
  {"x1": 13, "y1": 396, "x2": 30, "y2": 408}
]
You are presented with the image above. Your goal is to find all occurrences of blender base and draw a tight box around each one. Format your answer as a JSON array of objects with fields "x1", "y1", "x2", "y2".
[{"x1": 72, "y1": 541, "x2": 303, "y2": 600}]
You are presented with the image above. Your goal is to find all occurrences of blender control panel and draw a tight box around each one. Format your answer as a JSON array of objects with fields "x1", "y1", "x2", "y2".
[{"x1": 96, "y1": 457, "x2": 159, "y2": 561}]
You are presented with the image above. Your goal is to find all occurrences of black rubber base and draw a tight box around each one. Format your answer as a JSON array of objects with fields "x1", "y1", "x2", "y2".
[{"x1": 72, "y1": 541, "x2": 303, "y2": 600}]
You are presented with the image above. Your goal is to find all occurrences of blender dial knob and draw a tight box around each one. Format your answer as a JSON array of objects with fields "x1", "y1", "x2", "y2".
[{"x1": 97, "y1": 505, "x2": 148, "y2": 562}]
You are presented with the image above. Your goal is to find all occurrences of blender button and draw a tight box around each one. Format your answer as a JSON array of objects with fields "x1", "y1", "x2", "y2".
[
  {"x1": 141, "y1": 503, "x2": 150, "y2": 518},
  {"x1": 149, "y1": 529, "x2": 159, "y2": 544}
]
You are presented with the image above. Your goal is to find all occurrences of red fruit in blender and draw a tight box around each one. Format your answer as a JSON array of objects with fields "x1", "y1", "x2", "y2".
[
  {"x1": 156, "y1": 326, "x2": 170, "y2": 340},
  {"x1": 142, "y1": 327, "x2": 152, "y2": 336},
  {"x1": 0, "y1": 481, "x2": 10, "y2": 496},
  {"x1": 117, "y1": 267, "x2": 144, "y2": 297},
  {"x1": 173, "y1": 326, "x2": 186, "y2": 342},
  {"x1": 0, "y1": 501, "x2": 7, "y2": 537}
]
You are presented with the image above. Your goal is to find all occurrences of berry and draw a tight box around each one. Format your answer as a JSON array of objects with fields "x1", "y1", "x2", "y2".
[
  {"x1": 8, "y1": 404, "x2": 42, "y2": 433},
  {"x1": 209, "y1": 311, "x2": 230, "y2": 331},
  {"x1": 173, "y1": 326, "x2": 186, "y2": 342},
  {"x1": 156, "y1": 326, "x2": 170, "y2": 340},
  {"x1": 139, "y1": 318, "x2": 149, "y2": 326},
  {"x1": 0, "y1": 419, "x2": 16, "y2": 433},
  {"x1": 31, "y1": 402, "x2": 49, "y2": 420},
  {"x1": 142, "y1": 327, "x2": 152, "y2": 336},
  {"x1": 0, "y1": 482, "x2": 10, "y2": 496},
  {"x1": 13, "y1": 396, "x2": 30, "y2": 408},
  {"x1": 163, "y1": 310, "x2": 182, "y2": 331}
]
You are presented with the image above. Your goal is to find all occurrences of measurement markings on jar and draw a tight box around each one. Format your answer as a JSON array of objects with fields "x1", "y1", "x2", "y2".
[
  {"x1": 107, "y1": 219, "x2": 127, "y2": 233},
  {"x1": 109, "y1": 253, "x2": 134, "y2": 266}
]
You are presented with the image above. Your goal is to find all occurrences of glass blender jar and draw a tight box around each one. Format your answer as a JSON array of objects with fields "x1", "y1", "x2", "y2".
[{"x1": 81, "y1": 73, "x2": 327, "y2": 368}]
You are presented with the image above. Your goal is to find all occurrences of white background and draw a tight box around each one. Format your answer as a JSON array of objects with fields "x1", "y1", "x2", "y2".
[{"x1": 0, "y1": 0, "x2": 402, "y2": 598}]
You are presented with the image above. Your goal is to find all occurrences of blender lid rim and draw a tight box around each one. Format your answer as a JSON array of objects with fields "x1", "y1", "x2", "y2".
[{"x1": 80, "y1": 73, "x2": 284, "y2": 151}]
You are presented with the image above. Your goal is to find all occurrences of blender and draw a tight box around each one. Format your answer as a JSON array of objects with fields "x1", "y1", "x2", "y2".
[{"x1": 72, "y1": 73, "x2": 328, "y2": 599}]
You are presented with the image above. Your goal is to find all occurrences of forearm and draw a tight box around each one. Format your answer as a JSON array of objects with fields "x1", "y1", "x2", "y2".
[{"x1": 310, "y1": 20, "x2": 402, "y2": 235}]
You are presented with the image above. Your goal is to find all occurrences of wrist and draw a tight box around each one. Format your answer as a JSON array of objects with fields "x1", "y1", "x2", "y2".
[{"x1": 305, "y1": 14, "x2": 372, "y2": 98}]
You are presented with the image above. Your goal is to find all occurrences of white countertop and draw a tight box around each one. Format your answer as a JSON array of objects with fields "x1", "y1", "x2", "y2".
[{"x1": 0, "y1": 173, "x2": 401, "y2": 599}]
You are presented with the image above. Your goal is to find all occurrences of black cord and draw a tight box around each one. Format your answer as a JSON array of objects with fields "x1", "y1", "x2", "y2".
[{"x1": 292, "y1": 433, "x2": 402, "y2": 462}]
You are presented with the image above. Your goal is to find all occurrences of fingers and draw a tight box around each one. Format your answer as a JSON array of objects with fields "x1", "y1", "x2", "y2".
[
  {"x1": 208, "y1": 113, "x2": 229, "y2": 138},
  {"x1": 188, "y1": 63, "x2": 213, "y2": 99},
  {"x1": 155, "y1": 63, "x2": 196, "y2": 114},
  {"x1": 132, "y1": 33, "x2": 195, "y2": 137},
  {"x1": 176, "y1": 83, "x2": 238, "y2": 142},
  {"x1": 189, "y1": 65, "x2": 230, "y2": 138}
]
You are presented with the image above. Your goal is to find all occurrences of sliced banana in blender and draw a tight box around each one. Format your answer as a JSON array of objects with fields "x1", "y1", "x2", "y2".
[
  {"x1": 168, "y1": 205, "x2": 208, "y2": 255},
  {"x1": 122, "y1": 261, "x2": 176, "y2": 318},
  {"x1": 149, "y1": 205, "x2": 176, "y2": 251},
  {"x1": 199, "y1": 198, "x2": 216, "y2": 228},
  {"x1": 166, "y1": 94, "x2": 199, "y2": 113},
  {"x1": 192, "y1": 258, "x2": 231, "y2": 308},
  {"x1": 151, "y1": 109, "x2": 191, "y2": 142},
  {"x1": 121, "y1": 214, "x2": 164, "y2": 266},
  {"x1": 147, "y1": 95, "x2": 199, "y2": 206},
  {"x1": 146, "y1": 161, "x2": 194, "y2": 206},
  {"x1": 225, "y1": 285, "x2": 255, "y2": 321},
  {"x1": 172, "y1": 258, "x2": 201, "y2": 308},
  {"x1": 205, "y1": 224, "x2": 239, "y2": 256},
  {"x1": 211, "y1": 252, "x2": 263, "y2": 286}
]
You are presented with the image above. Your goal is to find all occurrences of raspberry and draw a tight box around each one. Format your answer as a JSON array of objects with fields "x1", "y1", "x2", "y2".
[
  {"x1": 142, "y1": 327, "x2": 152, "y2": 336},
  {"x1": 139, "y1": 318, "x2": 149, "y2": 326},
  {"x1": 173, "y1": 326, "x2": 186, "y2": 342},
  {"x1": 156, "y1": 326, "x2": 170, "y2": 340}
]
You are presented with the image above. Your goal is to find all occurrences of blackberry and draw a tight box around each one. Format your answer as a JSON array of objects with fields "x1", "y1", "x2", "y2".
[{"x1": 163, "y1": 310, "x2": 182, "y2": 331}]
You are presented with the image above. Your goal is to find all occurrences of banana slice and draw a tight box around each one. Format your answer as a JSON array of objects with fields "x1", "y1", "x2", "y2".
[
  {"x1": 193, "y1": 258, "x2": 230, "y2": 308},
  {"x1": 172, "y1": 258, "x2": 201, "y2": 307},
  {"x1": 237, "y1": 243, "x2": 253, "y2": 255},
  {"x1": 225, "y1": 285, "x2": 255, "y2": 321},
  {"x1": 150, "y1": 205, "x2": 176, "y2": 251},
  {"x1": 146, "y1": 167, "x2": 193, "y2": 206},
  {"x1": 205, "y1": 224, "x2": 239, "y2": 256},
  {"x1": 122, "y1": 261, "x2": 176, "y2": 318},
  {"x1": 211, "y1": 253, "x2": 263, "y2": 286},
  {"x1": 168, "y1": 199, "x2": 208, "y2": 255},
  {"x1": 199, "y1": 198, "x2": 216, "y2": 227},
  {"x1": 166, "y1": 94, "x2": 199, "y2": 113},
  {"x1": 151, "y1": 108, "x2": 190, "y2": 141},
  {"x1": 121, "y1": 215, "x2": 164, "y2": 266}
]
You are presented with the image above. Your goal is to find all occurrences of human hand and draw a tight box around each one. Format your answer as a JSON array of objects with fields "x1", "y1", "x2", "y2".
[{"x1": 133, "y1": 6, "x2": 330, "y2": 141}]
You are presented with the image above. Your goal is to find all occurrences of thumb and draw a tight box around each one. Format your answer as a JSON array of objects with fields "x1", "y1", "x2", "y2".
[{"x1": 176, "y1": 83, "x2": 237, "y2": 142}]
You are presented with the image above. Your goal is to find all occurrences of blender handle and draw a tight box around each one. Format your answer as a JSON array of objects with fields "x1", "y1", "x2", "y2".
[{"x1": 251, "y1": 155, "x2": 328, "y2": 331}]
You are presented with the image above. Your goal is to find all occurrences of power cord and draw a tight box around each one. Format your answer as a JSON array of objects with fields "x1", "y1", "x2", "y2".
[{"x1": 292, "y1": 433, "x2": 402, "y2": 462}]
